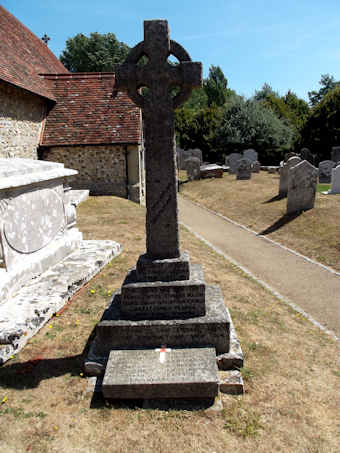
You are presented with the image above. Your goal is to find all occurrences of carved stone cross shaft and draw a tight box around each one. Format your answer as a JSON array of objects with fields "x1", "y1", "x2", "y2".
[{"x1": 115, "y1": 20, "x2": 202, "y2": 260}]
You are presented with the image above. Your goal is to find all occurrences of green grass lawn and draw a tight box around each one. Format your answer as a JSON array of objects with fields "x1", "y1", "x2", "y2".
[{"x1": 317, "y1": 183, "x2": 330, "y2": 193}]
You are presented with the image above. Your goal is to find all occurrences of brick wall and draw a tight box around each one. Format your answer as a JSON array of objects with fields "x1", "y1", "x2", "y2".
[
  {"x1": 0, "y1": 80, "x2": 45, "y2": 159},
  {"x1": 41, "y1": 144, "x2": 130, "y2": 197}
]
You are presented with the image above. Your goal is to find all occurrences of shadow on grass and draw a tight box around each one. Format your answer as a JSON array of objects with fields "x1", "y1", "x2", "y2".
[
  {"x1": 258, "y1": 212, "x2": 302, "y2": 235},
  {"x1": 263, "y1": 193, "x2": 286, "y2": 203},
  {"x1": 0, "y1": 328, "x2": 96, "y2": 389}
]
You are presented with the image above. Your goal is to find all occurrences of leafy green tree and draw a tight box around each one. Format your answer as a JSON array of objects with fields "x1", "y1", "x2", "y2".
[
  {"x1": 301, "y1": 86, "x2": 340, "y2": 160},
  {"x1": 308, "y1": 74, "x2": 340, "y2": 106},
  {"x1": 203, "y1": 65, "x2": 232, "y2": 107},
  {"x1": 60, "y1": 32, "x2": 130, "y2": 72},
  {"x1": 254, "y1": 83, "x2": 279, "y2": 102},
  {"x1": 216, "y1": 95, "x2": 295, "y2": 163}
]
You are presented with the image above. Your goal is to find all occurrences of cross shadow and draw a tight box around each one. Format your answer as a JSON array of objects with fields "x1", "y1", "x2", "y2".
[
  {"x1": 258, "y1": 211, "x2": 302, "y2": 235},
  {"x1": 263, "y1": 193, "x2": 286, "y2": 203},
  {"x1": 0, "y1": 328, "x2": 96, "y2": 390}
]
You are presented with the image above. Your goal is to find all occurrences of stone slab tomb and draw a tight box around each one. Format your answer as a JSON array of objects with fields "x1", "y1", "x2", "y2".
[
  {"x1": 279, "y1": 156, "x2": 302, "y2": 197},
  {"x1": 0, "y1": 158, "x2": 121, "y2": 363},
  {"x1": 200, "y1": 163, "x2": 224, "y2": 179},
  {"x1": 318, "y1": 160, "x2": 335, "y2": 184},
  {"x1": 85, "y1": 20, "x2": 243, "y2": 400},
  {"x1": 287, "y1": 160, "x2": 318, "y2": 214},
  {"x1": 236, "y1": 158, "x2": 252, "y2": 180}
]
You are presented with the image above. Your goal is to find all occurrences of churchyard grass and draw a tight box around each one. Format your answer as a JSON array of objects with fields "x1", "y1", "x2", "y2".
[
  {"x1": 180, "y1": 171, "x2": 340, "y2": 271},
  {"x1": 0, "y1": 196, "x2": 339, "y2": 452}
]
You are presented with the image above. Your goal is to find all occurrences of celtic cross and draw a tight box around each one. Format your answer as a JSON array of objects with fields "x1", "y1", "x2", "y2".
[{"x1": 115, "y1": 20, "x2": 202, "y2": 260}]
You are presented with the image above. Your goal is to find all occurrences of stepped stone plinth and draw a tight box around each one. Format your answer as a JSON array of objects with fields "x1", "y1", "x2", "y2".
[{"x1": 85, "y1": 19, "x2": 243, "y2": 400}]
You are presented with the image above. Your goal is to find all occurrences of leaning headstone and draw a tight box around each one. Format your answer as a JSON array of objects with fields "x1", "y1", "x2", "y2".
[
  {"x1": 236, "y1": 158, "x2": 252, "y2": 180},
  {"x1": 318, "y1": 160, "x2": 335, "y2": 183},
  {"x1": 325, "y1": 164, "x2": 340, "y2": 194},
  {"x1": 331, "y1": 146, "x2": 340, "y2": 163},
  {"x1": 186, "y1": 156, "x2": 201, "y2": 180},
  {"x1": 85, "y1": 20, "x2": 243, "y2": 399},
  {"x1": 226, "y1": 153, "x2": 242, "y2": 174},
  {"x1": 279, "y1": 156, "x2": 302, "y2": 196},
  {"x1": 243, "y1": 149, "x2": 258, "y2": 163},
  {"x1": 287, "y1": 160, "x2": 318, "y2": 214}
]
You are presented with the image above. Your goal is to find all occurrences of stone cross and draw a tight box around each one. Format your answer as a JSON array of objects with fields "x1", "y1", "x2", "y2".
[{"x1": 115, "y1": 20, "x2": 202, "y2": 259}]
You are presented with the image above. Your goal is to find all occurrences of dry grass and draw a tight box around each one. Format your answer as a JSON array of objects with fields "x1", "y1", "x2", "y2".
[
  {"x1": 180, "y1": 171, "x2": 340, "y2": 271},
  {"x1": 0, "y1": 196, "x2": 339, "y2": 453}
]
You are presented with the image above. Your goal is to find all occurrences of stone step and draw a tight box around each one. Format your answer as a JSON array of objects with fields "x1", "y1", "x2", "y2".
[
  {"x1": 94, "y1": 285, "x2": 230, "y2": 357},
  {"x1": 121, "y1": 263, "x2": 205, "y2": 320},
  {"x1": 102, "y1": 347, "x2": 219, "y2": 400}
]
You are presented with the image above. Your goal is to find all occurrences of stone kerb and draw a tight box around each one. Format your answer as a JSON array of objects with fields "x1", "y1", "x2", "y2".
[
  {"x1": 186, "y1": 156, "x2": 201, "y2": 180},
  {"x1": 318, "y1": 160, "x2": 335, "y2": 183},
  {"x1": 287, "y1": 160, "x2": 318, "y2": 214},
  {"x1": 279, "y1": 156, "x2": 302, "y2": 197},
  {"x1": 236, "y1": 158, "x2": 252, "y2": 180}
]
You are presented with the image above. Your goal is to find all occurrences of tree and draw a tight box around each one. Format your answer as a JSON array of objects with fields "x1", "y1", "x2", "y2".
[
  {"x1": 216, "y1": 95, "x2": 295, "y2": 163},
  {"x1": 301, "y1": 87, "x2": 340, "y2": 160},
  {"x1": 60, "y1": 32, "x2": 130, "y2": 72},
  {"x1": 203, "y1": 65, "x2": 232, "y2": 107},
  {"x1": 308, "y1": 74, "x2": 340, "y2": 106}
]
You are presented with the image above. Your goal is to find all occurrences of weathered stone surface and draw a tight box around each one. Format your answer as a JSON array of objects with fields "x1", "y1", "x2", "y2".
[
  {"x1": 216, "y1": 315, "x2": 244, "y2": 370},
  {"x1": 186, "y1": 156, "x2": 201, "y2": 180},
  {"x1": 177, "y1": 148, "x2": 203, "y2": 170},
  {"x1": 102, "y1": 347, "x2": 219, "y2": 399},
  {"x1": 236, "y1": 158, "x2": 252, "y2": 180},
  {"x1": 0, "y1": 240, "x2": 121, "y2": 364},
  {"x1": 287, "y1": 160, "x2": 318, "y2": 214},
  {"x1": 243, "y1": 149, "x2": 258, "y2": 163},
  {"x1": 136, "y1": 251, "x2": 190, "y2": 282},
  {"x1": 300, "y1": 147, "x2": 314, "y2": 163},
  {"x1": 331, "y1": 146, "x2": 340, "y2": 163},
  {"x1": 115, "y1": 20, "x2": 202, "y2": 260},
  {"x1": 121, "y1": 264, "x2": 205, "y2": 319},
  {"x1": 219, "y1": 370, "x2": 244, "y2": 395},
  {"x1": 279, "y1": 156, "x2": 302, "y2": 196},
  {"x1": 318, "y1": 160, "x2": 335, "y2": 183},
  {"x1": 226, "y1": 153, "x2": 242, "y2": 174},
  {"x1": 93, "y1": 285, "x2": 230, "y2": 356},
  {"x1": 251, "y1": 161, "x2": 261, "y2": 173},
  {"x1": 284, "y1": 152, "x2": 299, "y2": 162},
  {"x1": 327, "y1": 164, "x2": 340, "y2": 194}
]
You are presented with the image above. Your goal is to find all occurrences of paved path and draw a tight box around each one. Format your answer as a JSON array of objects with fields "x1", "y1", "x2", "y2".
[{"x1": 178, "y1": 196, "x2": 340, "y2": 340}]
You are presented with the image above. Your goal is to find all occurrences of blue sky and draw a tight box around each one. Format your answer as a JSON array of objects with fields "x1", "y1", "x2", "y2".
[{"x1": 3, "y1": 0, "x2": 340, "y2": 100}]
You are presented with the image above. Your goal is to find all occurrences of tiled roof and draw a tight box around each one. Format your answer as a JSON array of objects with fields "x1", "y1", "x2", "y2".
[
  {"x1": 40, "y1": 73, "x2": 142, "y2": 146},
  {"x1": 0, "y1": 5, "x2": 68, "y2": 100}
]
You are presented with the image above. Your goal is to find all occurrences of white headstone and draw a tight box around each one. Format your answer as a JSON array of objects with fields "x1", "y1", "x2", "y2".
[
  {"x1": 287, "y1": 160, "x2": 318, "y2": 214},
  {"x1": 279, "y1": 156, "x2": 302, "y2": 196},
  {"x1": 328, "y1": 164, "x2": 340, "y2": 194}
]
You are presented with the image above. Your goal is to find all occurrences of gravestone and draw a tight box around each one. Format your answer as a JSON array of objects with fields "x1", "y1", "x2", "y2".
[
  {"x1": 331, "y1": 146, "x2": 340, "y2": 163},
  {"x1": 279, "y1": 156, "x2": 302, "y2": 196},
  {"x1": 186, "y1": 156, "x2": 201, "y2": 180},
  {"x1": 300, "y1": 147, "x2": 313, "y2": 163},
  {"x1": 319, "y1": 160, "x2": 335, "y2": 183},
  {"x1": 287, "y1": 160, "x2": 318, "y2": 214},
  {"x1": 85, "y1": 20, "x2": 243, "y2": 400},
  {"x1": 226, "y1": 153, "x2": 242, "y2": 174},
  {"x1": 236, "y1": 158, "x2": 252, "y2": 180},
  {"x1": 177, "y1": 148, "x2": 202, "y2": 170},
  {"x1": 243, "y1": 149, "x2": 258, "y2": 163},
  {"x1": 252, "y1": 161, "x2": 261, "y2": 173},
  {"x1": 326, "y1": 164, "x2": 340, "y2": 194}
]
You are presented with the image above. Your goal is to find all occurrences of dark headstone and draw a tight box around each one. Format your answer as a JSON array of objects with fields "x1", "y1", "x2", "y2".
[
  {"x1": 186, "y1": 156, "x2": 201, "y2": 180},
  {"x1": 331, "y1": 146, "x2": 340, "y2": 163},
  {"x1": 236, "y1": 158, "x2": 252, "y2": 180}
]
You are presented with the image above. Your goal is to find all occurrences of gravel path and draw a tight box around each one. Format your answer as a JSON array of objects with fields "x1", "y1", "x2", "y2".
[{"x1": 179, "y1": 195, "x2": 340, "y2": 340}]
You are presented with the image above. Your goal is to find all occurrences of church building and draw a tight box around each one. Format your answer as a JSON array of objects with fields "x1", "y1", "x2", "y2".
[{"x1": 0, "y1": 6, "x2": 144, "y2": 202}]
